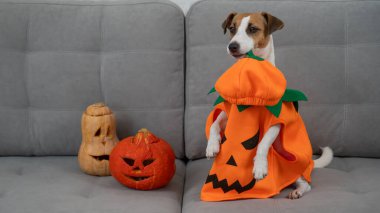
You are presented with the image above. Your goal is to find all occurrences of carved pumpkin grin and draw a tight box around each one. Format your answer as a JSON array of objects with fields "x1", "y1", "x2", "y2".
[
  {"x1": 91, "y1": 155, "x2": 110, "y2": 161},
  {"x1": 125, "y1": 175, "x2": 152, "y2": 182}
]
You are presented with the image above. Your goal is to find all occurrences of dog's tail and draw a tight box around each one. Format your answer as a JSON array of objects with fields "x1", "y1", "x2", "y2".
[{"x1": 313, "y1": 147, "x2": 334, "y2": 168}]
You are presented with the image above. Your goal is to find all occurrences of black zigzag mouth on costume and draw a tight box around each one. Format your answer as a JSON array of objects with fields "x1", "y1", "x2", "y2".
[{"x1": 205, "y1": 174, "x2": 256, "y2": 194}]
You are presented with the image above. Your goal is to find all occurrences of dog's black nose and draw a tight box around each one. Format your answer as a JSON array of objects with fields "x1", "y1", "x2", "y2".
[{"x1": 228, "y1": 42, "x2": 240, "y2": 53}]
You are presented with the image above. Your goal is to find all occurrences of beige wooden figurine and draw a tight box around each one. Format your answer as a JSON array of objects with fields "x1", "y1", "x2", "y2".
[{"x1": 78, "y1": 103, "x2": 119, "y2": 176}]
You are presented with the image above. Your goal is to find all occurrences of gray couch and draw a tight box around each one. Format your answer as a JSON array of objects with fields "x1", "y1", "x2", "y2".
[{"x1": 0, "y1": 0, "x2": 379, "y2": 212}]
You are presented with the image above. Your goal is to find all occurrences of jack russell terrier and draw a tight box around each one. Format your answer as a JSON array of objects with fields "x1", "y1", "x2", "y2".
[{"x1": 206, "y1": 12, "x2": 333, "y2": 199}]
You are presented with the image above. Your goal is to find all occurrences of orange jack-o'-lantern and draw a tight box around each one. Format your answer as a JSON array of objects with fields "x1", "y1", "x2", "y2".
[
  {"x1": 78, "y1": 103, "x2": 119, "y2": 176},
  {"x1": 109, "y1": 128, "x2": 176, "y2": 190}
]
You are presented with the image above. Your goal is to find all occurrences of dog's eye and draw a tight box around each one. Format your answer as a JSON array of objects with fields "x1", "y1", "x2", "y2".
[
  {"x1": 229, "y1": 27, "x2": 236, "y2": 34},
  {"x1": 248, "y1": 26, "x2": 259, "y2": 33}
]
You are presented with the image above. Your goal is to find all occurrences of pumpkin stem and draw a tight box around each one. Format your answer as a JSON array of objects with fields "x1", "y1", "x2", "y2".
[
  {"x1": 138, "y1": 128, "x2": 149, "y2": 134},
  {"x1": 92, "y1": 102, "x2": 106, "y2": 107},
  {"x1": 134, "y1": 128, "x2": 159, "y2": 144},
  {"x1": 85, "y1": 103, "x2": 112, "y2": 116}
]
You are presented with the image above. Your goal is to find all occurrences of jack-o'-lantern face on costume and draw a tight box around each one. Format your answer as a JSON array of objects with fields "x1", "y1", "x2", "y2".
[
  {"x1": 78, "y1": 103, "x2": 119, "y2": 176},
  {"x1": 205, "y1": 123, "x2": 260, "y2": 194},
  {"x1": 109, "y1": 128, "x2": 176, "y2": 190}
]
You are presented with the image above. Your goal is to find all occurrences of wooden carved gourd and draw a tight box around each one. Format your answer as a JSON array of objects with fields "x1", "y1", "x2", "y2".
[{"x1": 78, "y1": 103, "x2": 119, "y2": 176}]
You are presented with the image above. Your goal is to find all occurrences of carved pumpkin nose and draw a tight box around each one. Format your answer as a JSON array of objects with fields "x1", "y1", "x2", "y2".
[
  {"x1": 101, "y1": 141, "x2": 106, "y2": 146},
  {"x1": 133, "y1": 160, "x2": 145, "y2": 171},
  {"x1": 133, "y1": 166, "x2": 141, "y2": 171}
]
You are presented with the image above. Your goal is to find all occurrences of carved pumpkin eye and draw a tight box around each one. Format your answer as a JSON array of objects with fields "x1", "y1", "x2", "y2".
[
  {"x1": 106, "y1": 126, "x2": 112, "y2": 137},
  {"x1": 143, "y1": 159, "x2": 155, "y2": 166},
  {"x1": 94, "y1": 127, "x2": 101, "y2": 137},
  {"x1": 123, "y1": 157, "x2": 135, "y2": 166}
]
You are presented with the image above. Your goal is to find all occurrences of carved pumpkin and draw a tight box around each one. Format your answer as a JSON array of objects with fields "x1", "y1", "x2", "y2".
[
  {"x1": 202, "y1": 54, "x2": 313, "y2": 201},
  {"x1": 109, "y1": 128, "x2": 176, "y2": 190},
  {"x1": 78, "y1": 103, "x2": 119, "y2": 176}
]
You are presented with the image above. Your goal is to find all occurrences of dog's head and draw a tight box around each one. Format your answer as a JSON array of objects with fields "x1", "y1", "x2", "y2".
[{"x1": 222, "y1": 12, "x2": 284, "y2": 59}]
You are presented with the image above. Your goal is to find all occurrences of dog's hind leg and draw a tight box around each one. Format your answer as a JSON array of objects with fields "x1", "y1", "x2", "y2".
[{"x1": 287, "y1": 177, "x2": 311, "y2": 199}]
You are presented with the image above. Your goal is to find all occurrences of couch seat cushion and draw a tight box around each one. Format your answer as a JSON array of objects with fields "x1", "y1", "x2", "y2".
[
  {"x1": 183, "y1": 157, "x2": 380, "y2": 213},
  {"x1": 0, "y1": 157, "x2": 185, "y2": 213}
]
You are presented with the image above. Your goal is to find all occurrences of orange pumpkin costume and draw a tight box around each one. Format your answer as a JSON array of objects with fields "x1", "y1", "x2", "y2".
[{"x1": 201, "y1": 53, "x2": 314, "y2": 201}]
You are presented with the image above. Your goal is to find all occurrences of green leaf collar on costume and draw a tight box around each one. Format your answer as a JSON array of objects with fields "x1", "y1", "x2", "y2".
[
  {"x1": 246, "y1": 50, "x2": 264, "y2": 61},
  {"x1": 238, "y1": 89, "x2": 308, "y2": 117},
  {"x1": 208, "y1": 87, "x2": 216, "y2": 94},
  {"x1": 209, "y1": 87, "x2": 307, "y2": 116},
  {"x1": 213, "y1": 96, "x2": 225, "y2": 106}
]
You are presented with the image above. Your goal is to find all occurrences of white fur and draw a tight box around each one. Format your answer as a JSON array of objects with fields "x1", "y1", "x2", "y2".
[
  {"x1": 288, "y1": 177, "x2": 311, "y2": 199},
  {"x1": 286, "y1": 148, "x2": 333, "y2": 199},
  {"x1": 227, "y1": 16, "x2": 253, "y2": 56},
  {"x1": 253, "y1": 124, "x2": 280, "y2": 180},
  {"x1": 206, "y1": 111, "x2": 227, "y2": 159},
  {"x1": 314, "y1": 146, "x2": 334, "y2": 168},
  {"x1": 207, "y1": 15, "x2": 334, "y2": 199},
  {"x1": 254, "y1": 35, "x2": 275, "y2": 66}
]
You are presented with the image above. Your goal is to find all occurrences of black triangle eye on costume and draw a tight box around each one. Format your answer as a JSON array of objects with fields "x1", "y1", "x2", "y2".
[
  {"x1": 241, "y1": 130, "x2": 260, "y2": 150},
  {"x1": 226, "y1": 156, "x2": 237, "y2": 166}
]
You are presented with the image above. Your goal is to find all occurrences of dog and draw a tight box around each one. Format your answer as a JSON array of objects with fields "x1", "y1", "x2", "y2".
[{"x1": 206, "y1": 12, "x2": 334, "y2": 199}]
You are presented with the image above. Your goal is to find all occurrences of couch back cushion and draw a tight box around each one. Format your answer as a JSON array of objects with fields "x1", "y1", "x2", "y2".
[
  {"x1": 0, "y1": 0, "x2": 185, "y2": 157},
  {"x1": 185, "y1": 0, "x2": 380, "y2": 159}
]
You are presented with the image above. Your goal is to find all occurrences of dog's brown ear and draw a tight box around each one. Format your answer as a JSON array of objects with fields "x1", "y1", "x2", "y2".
[
  {"x1": 222, "y1": 13, "x2": 237, "y2": 34},
  {"x1": 261, "y1": 12, "x2": 284, "y2": 35}
]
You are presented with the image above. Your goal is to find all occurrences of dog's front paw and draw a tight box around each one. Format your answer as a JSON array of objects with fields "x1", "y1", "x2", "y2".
[
  {"x1": 206, "y1": 137, "x2": 220, "y2": 159},
  {"x1": 253, "y1": 156, "x2": 268, "y2": 180},
  {"x1": 287, "y1": 189, "x2": 303, "y2": 200}
]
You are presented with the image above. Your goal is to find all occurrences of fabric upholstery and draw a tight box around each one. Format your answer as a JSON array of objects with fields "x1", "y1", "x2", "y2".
[
  {"x1": 185, "y1": 0, "x2": 380, "y2": 159},
  {"x1": 168, "y1": 0, "x2": 202, "y2": 14},
  {"x1": 0, "y1": 0, "x2": 379, "y2": 212},
  {"x1": 0, "y1": 157, "x2": 185, "y2": 213},
  {"x1": 183, "y1": 158, "x2": 380, "y2": 213},
  {"x1": 0, "y1": 0, "x2": 185, "y2": 157}
]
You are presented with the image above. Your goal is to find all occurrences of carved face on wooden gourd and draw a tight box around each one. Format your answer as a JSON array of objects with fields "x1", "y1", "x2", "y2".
[
  {"x1": 78, "y1": 103, "x2": 119, "y2": 176},
  {"x1": 109, "y1": 128, "x2": 176, "y2": 190}
]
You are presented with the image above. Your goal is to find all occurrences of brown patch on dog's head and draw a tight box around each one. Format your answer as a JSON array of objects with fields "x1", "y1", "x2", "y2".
[
  {"x1": 222, "y1": 12, "x2": 237, "y2": 34},
  {"x1": 261, "y1": 12, "x2": 284, "y2": 35},
  {"x1": 222, "y1": 12, "x2": 284, "y2": 49}
]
